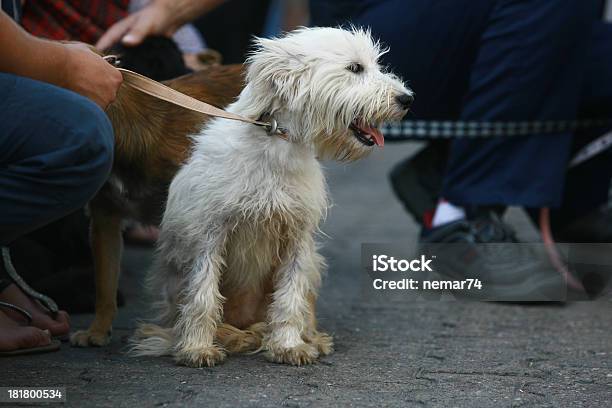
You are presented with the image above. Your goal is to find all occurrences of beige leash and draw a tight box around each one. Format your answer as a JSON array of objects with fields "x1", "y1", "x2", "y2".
[{"x1": 104, "y1": 56, "x2": 288, "y2": 140}]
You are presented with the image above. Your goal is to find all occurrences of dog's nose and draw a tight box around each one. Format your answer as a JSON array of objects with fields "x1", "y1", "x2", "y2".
[{"x1": 396, "y1": 93, "x2": 414, "y2": 110}]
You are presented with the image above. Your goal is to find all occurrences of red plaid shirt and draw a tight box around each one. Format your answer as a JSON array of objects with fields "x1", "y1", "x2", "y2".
[{"x1": 22, "y1": 0, "x2": 129, "y2": 44}]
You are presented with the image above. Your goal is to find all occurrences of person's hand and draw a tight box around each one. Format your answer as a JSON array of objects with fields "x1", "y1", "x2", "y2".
[
  {"x1": 96, "y1": 0, "x2": 226, "y2": 51},
  {"x1": 96, "y1": 2, "x2": 179, "y2": 51},
  {"x1": 61, "y1": 43, "x2": 123, "y2": 109},
  {"x1": 1, "y1": 10, "x2": 122, "y2": 104}
]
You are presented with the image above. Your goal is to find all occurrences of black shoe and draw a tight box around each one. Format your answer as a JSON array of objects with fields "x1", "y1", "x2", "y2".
[
  {"x1": 420, "y1": 212, "x2": 568, "y2": 302},
  {"x1": 421, "y1": 211, "x2": 517, "y2": 244}
]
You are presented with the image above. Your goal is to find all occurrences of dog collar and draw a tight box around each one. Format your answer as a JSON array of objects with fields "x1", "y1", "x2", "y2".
[{"x1": 258, "y1": 114, "x2": 289, "y2": 141}]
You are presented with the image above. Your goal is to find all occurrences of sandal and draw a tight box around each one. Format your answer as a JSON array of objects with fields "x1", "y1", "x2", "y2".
[
  {"x1": 0, "y1": 301, "x2": 61, "y2": 356},
  {"x1": 1, "y1": 247, "x2": 68, "y2": 341}
]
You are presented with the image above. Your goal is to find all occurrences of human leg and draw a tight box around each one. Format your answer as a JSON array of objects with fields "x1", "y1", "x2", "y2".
[{"x1": 0, "y1": 73, "x2": 113, "y2": 351}]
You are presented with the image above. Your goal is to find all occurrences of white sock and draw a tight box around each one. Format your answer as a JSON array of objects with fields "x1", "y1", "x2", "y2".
[{"x1": 432, "y1": 200, "x2": 466, "y2": 227}]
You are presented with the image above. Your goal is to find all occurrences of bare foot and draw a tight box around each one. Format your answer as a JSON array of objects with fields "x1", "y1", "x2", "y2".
[
  {"x1": 0, "y1": 284, "x2": 70, "y2": 337},
  {"x1": 0, "y1": 310, "x2": 51, "y2": 352}
]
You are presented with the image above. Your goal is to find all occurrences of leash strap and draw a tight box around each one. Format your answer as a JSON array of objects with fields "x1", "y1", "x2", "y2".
[{"x1": 107, "y1": 59, "x2": 288, "y2": 140}]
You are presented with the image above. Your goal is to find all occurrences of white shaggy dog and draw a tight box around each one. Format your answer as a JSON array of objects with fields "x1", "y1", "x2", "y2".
[{"x1": 131, "y1": 27, "x2": 413, "y2": 367}]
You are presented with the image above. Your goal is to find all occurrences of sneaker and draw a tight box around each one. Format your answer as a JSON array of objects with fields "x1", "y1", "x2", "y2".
[{"x1": 420, "y1": 212, "x2": 568, "y2": 301}]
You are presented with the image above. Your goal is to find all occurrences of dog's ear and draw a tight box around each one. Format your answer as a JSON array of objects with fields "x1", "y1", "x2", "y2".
[{"x1": 246, "y1": 37, "x2": 310, "y2": 113}]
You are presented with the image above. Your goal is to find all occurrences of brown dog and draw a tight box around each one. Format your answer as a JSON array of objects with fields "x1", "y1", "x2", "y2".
[{"x1": 70, "y1": 65, "x2": 245, "y2": 347}]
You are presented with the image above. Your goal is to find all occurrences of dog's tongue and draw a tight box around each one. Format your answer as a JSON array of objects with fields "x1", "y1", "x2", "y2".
[{"x1": 361, "y1": 124, "x2": 384, "y2": 147}]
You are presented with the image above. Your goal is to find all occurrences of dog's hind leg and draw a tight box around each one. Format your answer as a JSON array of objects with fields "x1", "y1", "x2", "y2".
[
  {"x1": 264, "y1": 235, "x2": 323, "y2": 366},
  {"x1": 71, "y1": 205, "x2": 122, "y2": 347},
  {"x1": 215, "y1": 322, "x2": 267, "y2": 354}
]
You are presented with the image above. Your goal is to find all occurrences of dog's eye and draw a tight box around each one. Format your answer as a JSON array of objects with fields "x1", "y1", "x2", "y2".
[{"x1": 347, "y1": 63, "x2": 364, "y2": 74}]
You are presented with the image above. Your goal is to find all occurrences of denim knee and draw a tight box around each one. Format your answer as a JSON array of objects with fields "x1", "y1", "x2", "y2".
[{"x1": 62, "y1": 97, "x2": 115, "y2": 206}]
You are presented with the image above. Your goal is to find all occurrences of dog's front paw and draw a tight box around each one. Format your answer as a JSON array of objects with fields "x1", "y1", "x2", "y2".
[
  {"x1": 307, "y1": 331, "x2": 334, "y2": 356},
  {"x1": 175, "y1": 346, "x2": 226, "y2": 368},
  {"x1": 265, "y1": 343, "x2": 319, "y2": 366},
  {"x1": 70, "y1": 329, "x2": 112, "y2": 347}
]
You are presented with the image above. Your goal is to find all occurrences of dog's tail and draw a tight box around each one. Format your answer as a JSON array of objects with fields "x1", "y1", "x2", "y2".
[{"x1": 128, "y1": 323, "x2": 175, "y2": 357}]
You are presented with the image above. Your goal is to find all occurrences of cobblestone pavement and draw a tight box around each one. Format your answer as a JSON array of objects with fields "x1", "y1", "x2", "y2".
[{"x1": 1, "y1": 143, "x2": 610, "y2": 407}]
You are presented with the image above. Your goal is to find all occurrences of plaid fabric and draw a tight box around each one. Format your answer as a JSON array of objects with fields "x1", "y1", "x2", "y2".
[
  {"x1": 21, "y1": 0, "x2": 129, "y2": 44},
  {"x1": 380, "y1": 118, "x2": 612, "y2": 170},
  {"x1": 381, "y1": 119, "x2": 612, "y2": 140}
]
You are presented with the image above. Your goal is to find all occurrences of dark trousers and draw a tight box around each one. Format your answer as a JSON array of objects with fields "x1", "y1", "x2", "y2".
[
  {"x1": 311, "y1": 0, "x2": 612, "y2": 218},
  {"x1": 0, "y1": 73, "x2": 114, "y2": 246}
]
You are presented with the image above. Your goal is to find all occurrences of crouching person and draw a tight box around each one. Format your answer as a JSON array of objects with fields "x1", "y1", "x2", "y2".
[{"x1": 0, "y1": 8, "x2": 122, "y2": 355}]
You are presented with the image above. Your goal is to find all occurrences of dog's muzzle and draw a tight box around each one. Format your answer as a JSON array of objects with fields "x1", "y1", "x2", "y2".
[
  {"x1": 350, "y1": 120, "x2": 385, "y2": 147},
  {"x1": 396, "y1": 93, "x2": 414, "y2": 111}
]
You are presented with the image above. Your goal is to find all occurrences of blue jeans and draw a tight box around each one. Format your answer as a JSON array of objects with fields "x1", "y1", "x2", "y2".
[
  {"x1": 0, "y1": 73, "x2": 114, "y2": 245},
  {"x1": 311, "y1": 0, "x2": 612, "y2": 216}
]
